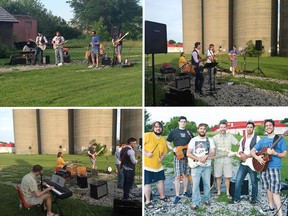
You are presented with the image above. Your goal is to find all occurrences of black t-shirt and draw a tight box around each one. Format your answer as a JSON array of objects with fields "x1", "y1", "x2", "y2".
[
  {"x1": 88, "y1": 146, "x2": 96, "y2": 157},
  {"x1": 114, "y1": 35, "x2": 123, "y2": 46},
  {"x1": 166, "y1": 128, "x2": 194, "y2": 147}
]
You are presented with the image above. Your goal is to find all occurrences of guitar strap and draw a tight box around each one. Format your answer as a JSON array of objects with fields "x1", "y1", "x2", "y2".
[
  {"x1": 271, "y1": 135, "x2": 280, "y2": 149},
  {"x1": 206, "y1": 137, "x2": 210, "y2": 153},
  {"x1": 241, "y1": 134, "x2": 258, "y2": 151},
  {"x1": 186, "y1": 130, "x2": 193, "y2": 139}
]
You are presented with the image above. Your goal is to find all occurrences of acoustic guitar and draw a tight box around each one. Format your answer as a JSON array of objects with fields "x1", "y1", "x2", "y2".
[
  {"x1": 252, "y1": 130, "x2": 288, "y2": 172},
  {"x1": 29, "y1": 38, "x2": 46, "y2": 50},
  {"x1": 53, "y1": 40, "x2": 68, "y2": 49}
]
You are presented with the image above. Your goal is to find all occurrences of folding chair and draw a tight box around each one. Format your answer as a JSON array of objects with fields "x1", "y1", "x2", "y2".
[{"x1": 16, "y1": 185, "x2": 33, "y2": 209}]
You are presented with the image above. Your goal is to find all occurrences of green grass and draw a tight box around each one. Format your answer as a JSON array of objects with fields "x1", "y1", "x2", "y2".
[
  {"x1": 145, "y1": 53, "x2": 288, "y2": 106},
  {"x1": 0, "y1": 153, "x2": 142, "y2": 216},
  {"x1": 0, "y1": 41, "x2": 142, "y2": 106}
]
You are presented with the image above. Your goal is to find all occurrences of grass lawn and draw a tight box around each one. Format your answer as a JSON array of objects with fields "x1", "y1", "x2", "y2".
[
  {"x1": 0, "y1": 40, "x2": 142, "y2": 107},
  {"x1": 145, "y1": 53, "x2": 288, "y2": 106},
  {"x1": 0, "y1": 154, "x2": 142, "y2": 216}
]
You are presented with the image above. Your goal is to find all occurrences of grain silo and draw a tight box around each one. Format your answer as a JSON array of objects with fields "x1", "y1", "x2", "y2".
[
  {"x1": 203, "y1": 0, "x2": 230, "y2": 53},
  {"x1": 279, "y1": 0, "x2": 288, "y2": 56},
  {"x1": 39, "y1": 109, "x2": 70, "y2": 154},
  {"x1": 233, "y1": 0, "x2": 278, "y2": 55},
  {"x1": 120, "y1": 109, "x2": 142, "y2": 147},
  {"x1": 73, "y1": 109, "x2": 117, "y2": 155},
  {"x1": 182, "y1": 0, "x2": 202, "y2": 54},
  {"x1": 13, "y1": 109, "x2": 39, "y2": 154}
]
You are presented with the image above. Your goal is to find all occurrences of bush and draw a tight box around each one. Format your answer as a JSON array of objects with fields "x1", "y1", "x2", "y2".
[
  {"x1": 245, "y1": 40, "x2": 264, "y2": 57},
  {"x1": 88, "y1": 139, "x2": 107, "y2": 156},
  {"x1": 0, "y1": 44, "x2": 11, "y2": 58}
]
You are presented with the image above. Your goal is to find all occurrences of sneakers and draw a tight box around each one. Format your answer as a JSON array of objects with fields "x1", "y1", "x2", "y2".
[
  {"x1": 250, "y1": 198, "x2": 257, "y2": 204},
  {"x1": 229, "y1": 199, "x2": 240, "y2": 204},
  {"x1": 58, "y1": 63, "x2": 63, "y2": 66},
  {"x1": 182, "y1": 192, "x2": 192, "y2": 198},
  {"x1": 88, "y1": 65, "x2": 95, "y2": 68},
  {"x1": 263, "y1": 207, "x2": 275, "y2": 212},
  {"x1": 173, "y1": 196, "x2": 181, "y2": 204}
]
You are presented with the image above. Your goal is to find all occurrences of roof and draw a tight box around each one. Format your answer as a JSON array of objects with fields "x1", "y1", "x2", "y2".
[{"x1": 0, "y1": 6, "x2": 18, "y2": 23}]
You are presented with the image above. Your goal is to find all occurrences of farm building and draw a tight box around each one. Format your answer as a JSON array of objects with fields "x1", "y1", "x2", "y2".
[
  {"x1": 13, "y1": 15, "x2": 37, "y2": 42},
  {"x1": 0, "y1": 6, "x2": 18, "y2": 48}
]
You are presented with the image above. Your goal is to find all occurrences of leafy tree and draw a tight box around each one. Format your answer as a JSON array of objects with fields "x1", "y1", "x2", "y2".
[
  {"x1": 244, "y1": 40, "x2": 264, "y2": 57},
  {"x1": 254, "y1": 125, "x2": 265, "y2": 136},
  {"x1": 144, "y1": 110, "x2": 152, "y2": 133},
  {"x1": 169, "y1": 39, "x2": 176, "y2": 44},
  {"x1": 280, "y1": 118, "x2": 288, "y2": 124}
]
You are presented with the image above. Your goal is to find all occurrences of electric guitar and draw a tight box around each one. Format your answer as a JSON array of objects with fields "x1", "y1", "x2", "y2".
[
  {"x1": 175, "y1": 144, "x2": 188, "y2": 160},
  {"x1": 188, "y1": 150, "x2": 238, "y2": 168},
  {"x1": 90, "y1": 145, "x2": 106, "y2": 159},
  {"x1": 29, "y1": 38, "x2": 46, "y2": 50},
  {"x1": 252, "y1": 130, "x2": 288, "y2": 172},
  {"x1": 113, "y1": 32, "x2": 129, "y2": 47},
  {"x1": 53, "y1": 40, "x2": 68, "y2": 49}
]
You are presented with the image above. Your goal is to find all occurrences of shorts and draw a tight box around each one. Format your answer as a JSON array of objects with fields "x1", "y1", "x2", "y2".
[
  {"x1": 231, "y1": 59, "x2": 237, "y2": 68},
  {"x1": 144, "y1": 170, "x2": 165, "y2": 184},
  {"x1": 214, "y1": 159, "x2": 232, "y2": 178},
  {"x1": 261, "y1": 168, "x2": 281, "y2": 193},
  {"x1": 89, "y1": 157, "x2": 95, "y2": 164},
  {"x1": 91, "y1": 50, "x2": 99, "y2": 58},
  {"x1": 115, "y1": 45, "x2": 122, "y2": 55},
  {"x1": 27, "y1": 193, "x2": 49, "y2": 205},
  {"x1": 174, "y1": 156, "x2": 191, "y2": 177}
]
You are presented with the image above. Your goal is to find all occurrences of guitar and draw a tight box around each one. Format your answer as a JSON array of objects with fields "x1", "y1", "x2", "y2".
[
  {"x1": 113, "y1": 32, "x2": 129, "y2": 47},
  {"x1": 188, "y1": 150, "x2": 238, "y2": 168},
  {"x1": 53, "y1": 40, "x2": 68, "y2": 49},
  {"x1": 90, "y1": 145, "x2": 106, "y2": 159},
  {"x1": 228, "y1": 53, "x2": 237, "y2": 61},
  {"x1": 175, "y1": 144, "x2": 188, "y2": 160},
  {"x1": 29, "y1": 38, "x2": 46, "y2": 50},
  {"x1": 252, "y1": 130, "x2": 288, "y2": 172}
]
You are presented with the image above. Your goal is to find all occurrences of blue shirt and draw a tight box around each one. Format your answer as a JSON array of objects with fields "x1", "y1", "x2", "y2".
[
  {"x1": 91, "y1": 36, "x2": 100, "y2": 51},
  {"x1": 253, "y1": 136, "x2": 287, "y2": 169}
]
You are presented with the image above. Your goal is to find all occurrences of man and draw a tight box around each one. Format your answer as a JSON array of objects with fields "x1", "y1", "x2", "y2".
[
  {"x1": 187, "y1": 123, "x2": 216, "y2": 209},
  {"x1": 205, "y1": 44, "x2": 216, "y2": 91},
  {"x1": 191, "y1": 42, "x2": 205, "y2": 95},
  {"x1": 213, "y1": 120, "x2": 238, "y2": 200},
  {"x1": 144, "y1": 121, "x2": 170, "y2": 209},
  {"x1": 112, "y1": 32, "x2": 123, "y2": 64},
  {"x1": 88, "y1": 144, "x2": 97, "y2": 171},
  {"x1": 52, "y1": 31, "x2": 65, "y2": 66},
  {"x1": 228, "y1": 45, "x2": 238, "y2": 76},
  {"x1": 251, "y1": 119, "x2": 287, "y2": 216},
  {"x1": 166, "y1": 116, "x2": 194, "y2": 204},
  {"x1": 33, "y1": 31, "x2": 48, "y2": 65},
  {"x1": 115, "y1": 143, "x2": 126, "y2": 189},
  {"x1": 88, "y1": 31, "x2": 100, "y2": 68},
  {"x1": 120, "y1": 137, "x2": 139, "y2": 199},
  {"x1": 231, "y1": 120, "x2": 260, "y2": 204},
  {"x1": 21, "y1": 164, "x2": 58, "y2": 216}
]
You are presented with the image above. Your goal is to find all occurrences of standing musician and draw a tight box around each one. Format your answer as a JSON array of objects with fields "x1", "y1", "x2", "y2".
[
  {"x1": 88, "y1": 144, "x2": 98, "y2": 171},
  {"x1": 20, "y1": 164, "x2": 58, "y2": 216},
  {"x1": 88, "y1": 31, "x2": 100, "y2": 68},
  {"x1": 187, "y1": 123, "x2": 216, "y2": 209},
  {"x1": 228, "y1": 45, "x2": 238, "y2": 76},
  {"x1": 251, "y1": 119, "x2": 287, "y2": 216},
  {"x1": 52, "y1": 31, "x2": 65, "y2": 66},
  {"x1": 144, "y1": 121, "x2": 170, "y2": 209},
  {"x1": 206, "y1": 44, "x2": 217, "y2": 90},
  {"x1": 112, "y1": 32, "x2": 124, "y2": 65},
  {"x1": 213, "y1": 120, "x2": 238, "y2": 200},
  {"x1": 231, "y1": 120, "x2": 260, "y2": 204},
  {"x1": 32, "y1": 31, "x2": 48, "y2": 65},
  {"x1": 115, "y1": 143, "x2": 126, "y2": 189},
  {"x1": 191, "y1": 42, "x2": 205, "y2": 96},
  {"x1": 166, "y1": 116, "x2": 194, "y2": 204}
]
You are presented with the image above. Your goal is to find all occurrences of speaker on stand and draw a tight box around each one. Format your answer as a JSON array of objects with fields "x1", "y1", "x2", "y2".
[{"x1": 252, "y1": 40, "x2": 266, "y2": 77}]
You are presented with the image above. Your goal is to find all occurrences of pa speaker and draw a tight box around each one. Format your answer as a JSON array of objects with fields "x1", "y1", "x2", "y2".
[
  {"x1": 229, "y1": 179, "x2": 249, "y2": 197},
  {"x1": 145, "y1": 20, "x2": 167, "y2": 54},
  {"x1": 111, "y1": 25, "x2": 120, "y2": 37},
  {"x1": 90, "y1": 181, "x2": 108, "y2": 199},
  {"x1": 77, "y1": 176, "x2": 88, "y2": 188},
  {"x1": 255, "y1": 40, "x2": 262, "y2": 51},
  {"x1": 113, "y1": 199, "x2": 142, "y2": 216}
]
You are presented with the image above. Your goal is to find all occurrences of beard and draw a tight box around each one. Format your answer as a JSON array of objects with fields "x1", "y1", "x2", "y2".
[
  {"x1": 199, "y1": 132, "x2": 206, "y2": 137},
  {"x1": 154, "y1": 131, "x2": 162, "y2": 136},
  {"x1": 266, "y1": 129, "x2": 274, "y2": 134}
]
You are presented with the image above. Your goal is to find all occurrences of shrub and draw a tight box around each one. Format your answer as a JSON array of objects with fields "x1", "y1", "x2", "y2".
[{"x1": 0, "y1": 44, "x2": 11, "y2": 58}]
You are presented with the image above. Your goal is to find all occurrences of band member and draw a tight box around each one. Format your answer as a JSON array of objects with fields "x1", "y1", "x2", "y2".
[
  {"x1": 191, "y1": 42, "x2": 205, "y2": 95},
  {"x1": 115, "y1": 143, "x2": 126, "y2": 189},
  {"x1": 251, "y1": 119, "x2": 287, "y2": 216},
  {"x1": 120, "y1": 137, "x2": 139, "y2": 199},
  {"x1": 88, "y1": 144, "x2": 97, "y2": 170},
  {"x1": 33, "y1": 31, "x2": 47, "y2": 65},
  {"x1": 88, "y1": 31, "x2": 100, "y2": 68},
  {"x1": 206, "y1": 44, "x2": 216, "y2": 90},
  {"x1": 144, "y1": 121, "x2": 170, "y2": 209},
  {"x1": 231, "y1": 120, "x2": 260, "y2": 204},
  {"x1": 213, "y1": 120, "x2": 238, "y2": 200},
  {"x1": 21, "y1": 165, "x2": 58, "y2": 216},
  {"x1": 228, "y1": 45, "x2": 238, "y2": 76},
  {"x1": 55, "y1": 152, "x2": 69, "y2": 172},
  {"x1": 179, "y1": 52, "x2": 190, "y2": 73},
  {"x1": 112, "y1": 32, "x2": 123, "y2": 64},
  {"x1": 52, "y1": 31, "x2": 65, "y2": 66},
  {"x1": 166, "y1": 116, "x2": 194, "y2": 204},
  {"x1": 187, "y1": 123, "x2": 216, "y2": 209}
]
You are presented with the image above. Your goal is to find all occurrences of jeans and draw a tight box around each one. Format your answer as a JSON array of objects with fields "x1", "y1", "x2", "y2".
[
  {"x1": 191, "y1": 166, "x2": 211, "y2": 206},
  {"x1": 123, "y1": 169, "x2": 135, "y2": 199},
  {"x1": 195, "y1": 66, "x2": 204, "y2": 92},
  {"x1": 234, "y1": 163, "x2": 258, "y2": 201},
  {"x1": 33, "y1": 47, "x2": 43, "y2": 64},
  {"x1": 116, "y1": 164, "x2": 124, "y2": 187},
  {"x1": 55, "y1": 48, "x2": 64, "y2": 64}
]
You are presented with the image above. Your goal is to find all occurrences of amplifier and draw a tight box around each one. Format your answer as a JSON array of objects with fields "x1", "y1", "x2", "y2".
[
  {"x1": 64, "y1": 55, "x2": 70, "y2": 63},
  {"x1": 163, "y1": 88, "x2": 194, "y2": 106},
  {"x1": 90, "y1": 181, "x2": 108, "y2": 199},
  {"x1": 77, "y1": 176, "x2": 88, "y2": 188},
  {"x1": 102, "y1": 57, "x2": 111, "y2": 65},
  {"x1": 113, "y1": 199, "x2": 142, "y2": 216},
  {"x1": 175, "y1": 75, "x2": 191, "y2": 90},
  {"x1": 229, "y1": 179, "x2": 249, "y2": 197},
  {"x1": 42, "y1": 55, "x2": 50, "y2": 64},
  {"x1": 10, "y1": 56, "x2": 26, "y2": 65}
]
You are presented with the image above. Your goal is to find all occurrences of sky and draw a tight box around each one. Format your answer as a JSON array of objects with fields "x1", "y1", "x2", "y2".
[
  {"x1": 146, "y1": 107, "x2": 288, "y2": 127},
  {"x1": 0, "y1": 109, "x2": 14, "y2": 142}
]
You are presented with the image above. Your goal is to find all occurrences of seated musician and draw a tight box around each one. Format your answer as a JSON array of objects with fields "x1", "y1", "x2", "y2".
[
  {"x1": 21, "y1": 164, "x2": 59, "y2": 216},
  {"x1": 55, "y1": 152, "x2": 68, "y2": 172},
  {"x1": 179, "y1": 52, "x2": 190, "y2": 73}
]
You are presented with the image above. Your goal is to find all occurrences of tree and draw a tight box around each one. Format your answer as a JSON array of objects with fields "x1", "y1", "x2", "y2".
[
  {"x1": 169, "y1": 39, "x2": 176, "y2": 44},
  {"x1": 144, "y1": 110, "x2": 152, "y2": 133},
  {"x1": 280, "y1": 118, "x2": 288, "y2": 124},
  {"x1": 254, "y1": 125, "x2": 265, "y2": 136},
  {"x1": 244, "y1": 40, "x2": 264, "y2": 57}
]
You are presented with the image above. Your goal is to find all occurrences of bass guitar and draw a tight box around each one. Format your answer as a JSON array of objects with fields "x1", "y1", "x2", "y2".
[
  {"x1": 113, "y1": 32, "x2": 129, "y2": 47},
  {"x1": 29, "y1": 38, "x2": 46, "y2": 50},
  {"x1": 53, "y1": 40, "x2": 68, "y2": 49},
  {"x1": 252, "y1": 130, "x2": 288, "y2": 172},
  {"x1": 175, "y1": 144, "x2": 188, "y2": 160}
]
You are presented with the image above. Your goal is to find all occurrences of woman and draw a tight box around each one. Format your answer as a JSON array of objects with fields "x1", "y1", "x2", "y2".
[{"x1": 55, "y1": 152, "x2": 68, "y2": 171}]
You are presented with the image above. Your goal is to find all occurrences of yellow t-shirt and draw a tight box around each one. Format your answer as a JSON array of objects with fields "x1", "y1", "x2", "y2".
[
  {"x1": 179, "y1": 56, "x2": 187, "y2": 67},
  {"x1": 56, "y1": 157, "x2": 66, "y2": 168},
  {"x1": 144, "y1": 132, "x2": 167, "y2": 171}
]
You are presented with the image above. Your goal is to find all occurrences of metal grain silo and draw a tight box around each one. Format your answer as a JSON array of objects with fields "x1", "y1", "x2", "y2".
[
  {"x1": 13, "y1": 109, "x2": 39, "y2": 154},
  {"x1": 182, "y1": 0, "x2": 202, "y2": 54},
  {"x1": 233, "y1": 0, "x2": 278, "y2": 55},
  {"x1": 120, "y1": 109, "x2": 142, "y2": 147},
  {"x1": 39, "y1": 109, "x2": 70, "y2": 154},
  {"x1": 74, "y1": 109, "x2": 117, "y2": 155},
  {"x1": 280, "y1": 0, "x2": 288, "y2": 56},
  {"x1": 203, "y1": 0, "x2": 230, "y2": 53}
]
